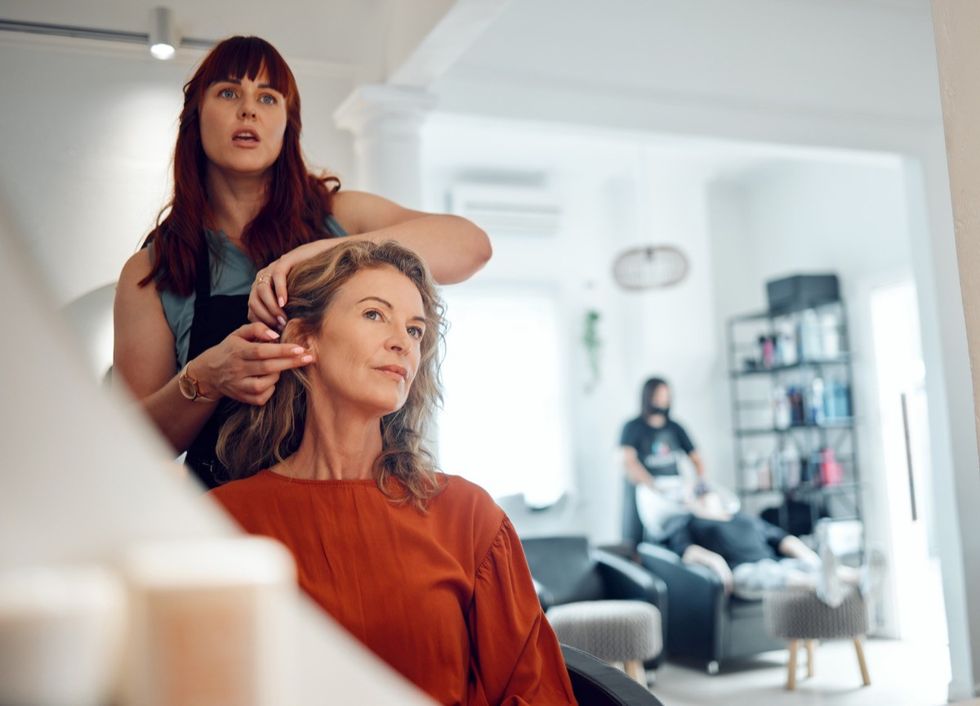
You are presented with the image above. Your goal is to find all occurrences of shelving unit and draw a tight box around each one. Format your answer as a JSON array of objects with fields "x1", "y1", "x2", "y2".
[{"x1": 727, "y1": 299, "x2": 864, "y2": 539}]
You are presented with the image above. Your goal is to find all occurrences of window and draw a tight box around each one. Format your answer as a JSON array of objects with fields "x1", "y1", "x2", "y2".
[{"x1": 436, "y1": 285, "x2": 573, "y2": 506}]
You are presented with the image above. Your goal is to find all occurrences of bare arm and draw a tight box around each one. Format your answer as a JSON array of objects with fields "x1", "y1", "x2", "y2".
[
  {"x1": 621, "y1": 446, "x2": 655, "y2": 487},
  {"x1": 113, "y1": 250, "x2": 220, "y2": 452},
  {"x1": 778, "y1": 535, "x2": 820, "y2": 565},
  {"x1": 682, "y1": 545, "x2": 734, "y2": 594},
  {"x1": 688, "y1": 449, "x2": 706, "y2": 479},
  {"x1": 333, "y1": 190, "x2": 491, "y2": 284},
  {"x1": 113, "y1": 250, "x2": 313, "y2": 453},
  {"x1": 249, "y1": 190, "x2": 492, "y2": 327}
]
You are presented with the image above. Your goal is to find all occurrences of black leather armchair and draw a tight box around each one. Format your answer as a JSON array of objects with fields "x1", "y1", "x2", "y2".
[
  {"x1": 521, "y1": 536, "x2": 668, "y2": 669},
  {"x1": 562, "y1": 645, "x2": 665, "y2": 706},
  {"x1": 637, "y1": 541, "x2": 783, "y2": 673}
]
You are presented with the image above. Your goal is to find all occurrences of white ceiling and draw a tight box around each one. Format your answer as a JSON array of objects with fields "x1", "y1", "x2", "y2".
[
  {"x1": 443, "y1": 0, "x2": 939, "y2": 122},
  {"x1": 0, "y1": 0, "x2": 937, "y2": 114}
]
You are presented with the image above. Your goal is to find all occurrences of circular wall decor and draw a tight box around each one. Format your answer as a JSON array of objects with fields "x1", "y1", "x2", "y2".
[{"x1": 611, "y1": 245, "x2": 690, "y2": 291}]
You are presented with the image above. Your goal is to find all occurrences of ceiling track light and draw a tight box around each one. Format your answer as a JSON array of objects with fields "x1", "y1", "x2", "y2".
[
  {"x1": 148, "y1": 6, "x2": 176, "y2": 60},
  {"x1": 0, "y1": 12, "x2": 213, "y2": 60}
]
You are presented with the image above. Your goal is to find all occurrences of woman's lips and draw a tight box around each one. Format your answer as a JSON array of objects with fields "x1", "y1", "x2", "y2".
[
  {"x1": 375, "y1": 365, "x2": 407, "y2": 381},
  {"x1": 232, "y1": 129, "x2": 260, "y2": 147}
]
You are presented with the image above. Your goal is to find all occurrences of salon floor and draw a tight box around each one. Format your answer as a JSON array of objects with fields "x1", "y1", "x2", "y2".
[{"x1": 645, "y1": 637, "x2": 951, "y2": 706}]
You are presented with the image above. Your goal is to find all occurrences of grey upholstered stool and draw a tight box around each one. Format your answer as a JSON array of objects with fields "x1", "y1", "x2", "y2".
[
  {"x1": 547, "y1": 600, "x2": 662, "y2": 685},
  {"x1": 763, "y1": 587, "x2": 870, "y2": 690}
]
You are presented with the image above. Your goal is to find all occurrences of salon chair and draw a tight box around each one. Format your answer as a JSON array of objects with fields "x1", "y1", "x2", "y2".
[{"x1": 562, "y1": 645, "x2": 665, "y2": 706}]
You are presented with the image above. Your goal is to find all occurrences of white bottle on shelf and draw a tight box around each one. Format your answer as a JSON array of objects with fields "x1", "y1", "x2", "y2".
[
  {"x1": 820, "y1": 311, "x2": 841, "y2": 359},
  {"x1": 809, "y1": 377, "x2": 825, "y2": 425},
  {"x1": 800, "y1": 309, "x2": 822, "y2": 361},
  {"x1": 773, "y1": 387, "x2": 791, "y2": 429}
]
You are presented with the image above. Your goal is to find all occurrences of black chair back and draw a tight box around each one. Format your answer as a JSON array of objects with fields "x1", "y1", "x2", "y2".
[
  {"x1": 562, "y1": 645, "x2": 665, "y2": 706},
  {"x1": 522, "y1": 536, "x2": 605, "y2": 605}
]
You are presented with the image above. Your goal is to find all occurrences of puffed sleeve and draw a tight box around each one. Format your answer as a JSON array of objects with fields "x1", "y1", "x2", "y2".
[{"x1": 467, "y1": 517, "x2": 578, "y2": 705}]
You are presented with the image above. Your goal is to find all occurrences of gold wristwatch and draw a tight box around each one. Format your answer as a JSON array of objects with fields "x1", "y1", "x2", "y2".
[{"x1": 178, "y1": 363, "x2": 217, "y2": 403}]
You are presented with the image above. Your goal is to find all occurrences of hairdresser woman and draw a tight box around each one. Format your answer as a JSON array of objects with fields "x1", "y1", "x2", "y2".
[{"x1": 113, "y1": 37, "x2": 490, "y2": 488}]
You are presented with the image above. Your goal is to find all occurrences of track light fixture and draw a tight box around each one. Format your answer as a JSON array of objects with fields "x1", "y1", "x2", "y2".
[{"x1": 148, "y1": 7, "x2": 177, "y2": 60}]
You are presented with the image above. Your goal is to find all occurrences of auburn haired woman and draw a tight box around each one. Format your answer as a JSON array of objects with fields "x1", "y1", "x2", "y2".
[{"x1": 113, "y1": 36, "x2": 490, "y2": 488}]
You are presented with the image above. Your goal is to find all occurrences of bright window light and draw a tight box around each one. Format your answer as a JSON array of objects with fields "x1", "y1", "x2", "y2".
[{"x1": 436, "y1": 285, "x2": 572, "y2": 506}]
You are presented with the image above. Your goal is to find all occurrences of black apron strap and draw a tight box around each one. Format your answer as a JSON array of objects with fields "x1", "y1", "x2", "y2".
[{"x1": 184, "y1": 241, "x2": 249, "y2": 489}]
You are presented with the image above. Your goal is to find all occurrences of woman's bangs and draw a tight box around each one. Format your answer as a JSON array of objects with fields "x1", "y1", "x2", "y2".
[{"x1": 200, "y1": 37, "x2": 293, "y2": 98}]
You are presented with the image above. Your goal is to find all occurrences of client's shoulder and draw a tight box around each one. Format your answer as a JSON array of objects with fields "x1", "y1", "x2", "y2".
[
  {"x1": 434, "y1": 473, "x2": 498, "y2": 506},
  {"x1": 431, "y1": 473, "x2": 504, "y2": 524}
]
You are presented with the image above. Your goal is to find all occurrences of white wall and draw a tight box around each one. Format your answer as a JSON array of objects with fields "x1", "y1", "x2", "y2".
[{"x1": 0, "y1": 37, "x2": 356, "y2": 305}]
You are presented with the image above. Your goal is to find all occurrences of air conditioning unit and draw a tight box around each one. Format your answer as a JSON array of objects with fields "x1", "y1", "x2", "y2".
[{"x1": 447, "y1": 184, "x2": 562, "y2": 236}]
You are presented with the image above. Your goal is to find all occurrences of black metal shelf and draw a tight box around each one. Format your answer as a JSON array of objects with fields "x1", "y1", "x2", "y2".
[
  {"x1": 737, "y1": 482, "x2": 862, "y2": 497},
  {"x1": 731, "y1": 356, "x2": 851, "y2": 378},
  {"x1": 735, "y1": 418, "x2": 856, "y2": 437},
  {"x1": 727, "y1": 296, "x2": 863, "y2": 538}
]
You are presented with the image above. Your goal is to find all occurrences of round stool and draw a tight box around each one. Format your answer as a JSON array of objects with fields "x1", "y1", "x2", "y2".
[
  {"x1": 763, "y1": 586, "x2": 870, "y2": 690},
  {"x1": 546, "y1": 600, "x2": 662, "y2": 684}
]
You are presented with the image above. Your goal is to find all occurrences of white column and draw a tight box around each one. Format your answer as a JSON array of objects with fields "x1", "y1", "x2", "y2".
[{"x1": 333, "y1": 84, "x2": 437, "y2": 210}]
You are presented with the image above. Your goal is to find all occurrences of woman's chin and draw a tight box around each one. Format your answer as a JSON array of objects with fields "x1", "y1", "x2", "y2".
[{"x1": 349, "y1": 394, "x2": 407, "y2": 420}]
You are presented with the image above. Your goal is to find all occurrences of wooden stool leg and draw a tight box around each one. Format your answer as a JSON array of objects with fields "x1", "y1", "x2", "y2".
[
  {"x1": 624, "y1": 660, "x2": 646, "y2": 685},
  {"x1": 805, "y1": 639, "x2": 815, "y2": 678},
  {"x1": 853, "y1": 637, "x2": 871, "y2": 686},
  {"x1": 786, "y1": 640, "x2": 799, "y2": 690}
]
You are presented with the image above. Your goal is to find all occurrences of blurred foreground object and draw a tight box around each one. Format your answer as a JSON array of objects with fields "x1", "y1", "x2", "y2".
[
  {"x1": 0, "y1": 565, "x2": 126, "y2": 706},
  {"x1": 121, "y1": 537, "x2": 296, "y2": 706}
]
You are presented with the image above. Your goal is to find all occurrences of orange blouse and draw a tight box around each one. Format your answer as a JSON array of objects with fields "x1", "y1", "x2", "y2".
[{"x1": 209, "y1": 471, "x2": 577, "y2": 705}]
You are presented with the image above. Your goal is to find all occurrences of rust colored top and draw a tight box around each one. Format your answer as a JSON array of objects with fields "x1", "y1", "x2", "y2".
[{"x1": 210, "y1": 470, "x2": 577, "y2": 705}]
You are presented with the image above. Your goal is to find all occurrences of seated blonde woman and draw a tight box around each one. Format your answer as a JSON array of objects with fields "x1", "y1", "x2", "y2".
[{"x1": 209, "y1": 240, "x2": 576, "y2": 706}]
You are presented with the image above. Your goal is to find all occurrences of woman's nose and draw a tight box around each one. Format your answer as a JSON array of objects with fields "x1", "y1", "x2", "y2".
[{"x1": 386, "y1": 333, "x2": 409, "y2": 354}]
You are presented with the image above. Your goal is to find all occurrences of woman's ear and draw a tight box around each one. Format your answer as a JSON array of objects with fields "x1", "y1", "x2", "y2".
[{"x1": 281, "y1": 319, "x2": 313, "y2": 351}]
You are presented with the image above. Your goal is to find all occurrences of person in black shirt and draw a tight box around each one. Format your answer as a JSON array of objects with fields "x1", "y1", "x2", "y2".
[{"x1": 620, "y1": 377, "x2": 706, "y2": 545}]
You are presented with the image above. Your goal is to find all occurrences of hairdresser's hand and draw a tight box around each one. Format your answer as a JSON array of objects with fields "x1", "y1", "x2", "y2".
[
  {"x1": 190, "y1": 323, "x2": 315, "y2": 405},
  {"x1": 248, "y1": 241, "x2": 333, "y2": 329}
]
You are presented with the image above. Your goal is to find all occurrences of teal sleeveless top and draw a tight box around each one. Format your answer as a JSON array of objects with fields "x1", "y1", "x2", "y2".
[{"x1": 158, "y1": 215, "x2": 347, "y2": 367}]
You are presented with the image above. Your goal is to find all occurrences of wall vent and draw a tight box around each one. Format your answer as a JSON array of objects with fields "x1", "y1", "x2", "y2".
[{"x1": 448, "y1": 184, "x2": 561, "y2": 236}]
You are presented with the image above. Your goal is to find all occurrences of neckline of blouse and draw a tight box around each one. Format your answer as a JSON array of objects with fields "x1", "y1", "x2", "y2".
[{"x1": 259, "y1": 469, "x2": 378, "y2": 486}]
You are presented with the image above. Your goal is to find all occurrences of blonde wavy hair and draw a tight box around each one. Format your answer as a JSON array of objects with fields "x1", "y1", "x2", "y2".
[{"x1": 216, "y1": 240, "x2": 446, "y2": 508}]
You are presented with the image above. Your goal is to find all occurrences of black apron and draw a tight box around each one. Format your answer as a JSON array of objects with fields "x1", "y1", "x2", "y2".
[
  {"x1": 183, "y1": 243, "x2": 249, "y2": 489},
  {"x1": 179, "y1": 220, "x2": 345, "y2": 487}
]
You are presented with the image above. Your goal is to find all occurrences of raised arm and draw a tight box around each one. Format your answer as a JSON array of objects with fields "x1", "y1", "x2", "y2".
[
  {"x1": 332, "y1": 190, "x2": 491, "y2": 284},
  {"x1": 248, "y1": 191, "x2": 491, "y2": 328}
]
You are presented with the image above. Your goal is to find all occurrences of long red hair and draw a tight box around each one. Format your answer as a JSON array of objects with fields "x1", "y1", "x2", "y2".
[{"x1": 141, "y1": 36, "x2": 339, "y2": 295}]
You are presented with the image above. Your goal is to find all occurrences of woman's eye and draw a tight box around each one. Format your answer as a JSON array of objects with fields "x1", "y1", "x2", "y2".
[
  {"x1": 218, "y1": 87, "x2": 237, "y2": 99},
  {"x1": 408, "y1": 326, "x2": 424, "y2": 340},
  {"x1": 259, "y1": 94, "x2": 278, "y2": 105},
  {"x1": 364, "y1": 310, "x2": 382, "y2": 321}
]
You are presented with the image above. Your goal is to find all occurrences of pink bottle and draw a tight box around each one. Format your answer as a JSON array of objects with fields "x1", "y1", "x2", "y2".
[{"x1": 819, "y1": 447, "x2": 843, "y2": 486}]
